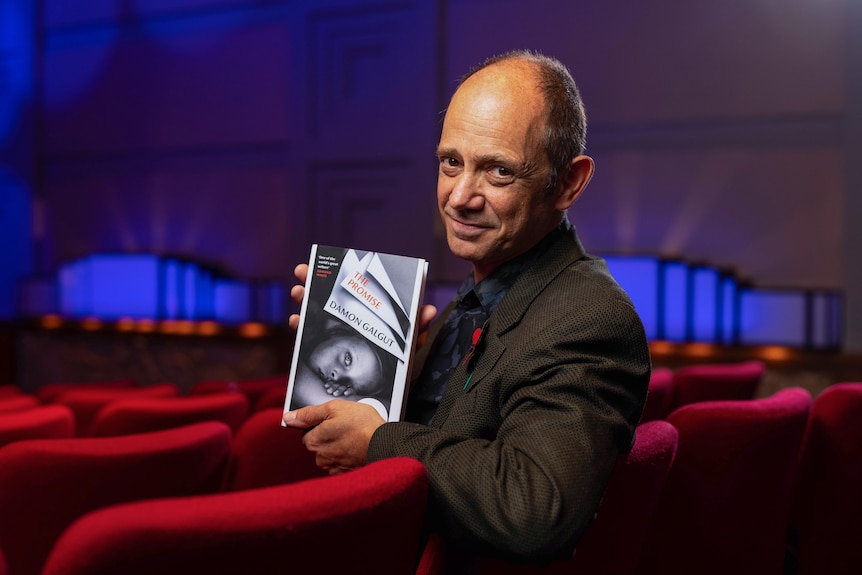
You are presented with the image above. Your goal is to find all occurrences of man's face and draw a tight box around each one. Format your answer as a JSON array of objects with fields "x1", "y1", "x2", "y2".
[
  {"x1": 308, "y1": 335, "x2": 383, "y2": 395},
  {"x1": 436, "y1": 61, "x2": 562, "y2": 282}
]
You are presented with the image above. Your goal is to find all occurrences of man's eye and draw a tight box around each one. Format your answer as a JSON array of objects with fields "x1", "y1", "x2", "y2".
[
  {"x1": 344, "y1": 352, "x2": 352, "y2": 367},
  {"x1": 488, "y1": 165, "x2": 516, "y2": 184}
]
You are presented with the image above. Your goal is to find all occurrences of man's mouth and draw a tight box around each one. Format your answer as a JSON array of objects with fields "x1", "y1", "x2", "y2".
[{"x1": 447, "y1": 214, "x2": 491, "y2": 237}]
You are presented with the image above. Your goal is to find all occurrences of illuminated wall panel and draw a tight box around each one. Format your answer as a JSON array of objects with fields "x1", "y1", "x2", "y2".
[
  {"x1": 214, "y1": 279, "x2": 250, "y2": 324},
  {"x1": 37, "y1": 250, "x2": 843, "y2": 345},
  {"x1": 691, "y1": 266, "x2": 720, "y2": 342},
  {"x1": 661, "y1": 260, "x2": 688, "y2": 342},
  {"x1": 739, "y1": 289, "x2": 806, "y2": 346},
  {"x1": 163, "y1": 259, "x2": 184, "y2": 319},
  {"x1": 720, "y1": 275, "x2": 739, "y2": 344},
  {"x1": 810, "y1": 291, "x2": 842, "y2": 349},
  {"x1": 602, "y1": 256, "x2": 659, "y2": 340},
  {"x1": 88, "y1": 254, "x2": 162, "y2": 319},
  {"x1": 58, "y1": 259, "x2": 91, "y2": 316},
  {"x1": 253, "y1": 281, "x2": 287, "y2": 324},
  {"x1": 184, "y1": 265, "x2": 214, "y2": 320}
]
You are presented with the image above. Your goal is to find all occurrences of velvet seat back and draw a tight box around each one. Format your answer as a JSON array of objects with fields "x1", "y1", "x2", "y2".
[
  {"x1": 0, "y1": 421, "x2": 232, "y2": 575},
  {"x1": 36, "y1": 379, "x2": 137, "y2": 403},
  {"x1": 792, "y1": 382, "x2": 862, "y2": 575},
  {"x1": 640, "y1": 387, "x2": 811, "y2": 575},
  {"x1": 669, "y1": 360, "x2": 765, "y2": 411},
  {"x1": 0, "y1": 394, "x2": 40, "y2": 413},
  {"x1": 470, "y1": 420, "x2": 679, "y2": 575},
  {"x1": 221, "y1": 407, "x2": 326, "y2": 492},
  {"x1": 41, "y1": 457, "x2": 429, "y2": 575},
  {"x1": 0, "y1": 404, "x2": 75, "y2": 449},
  {"x1": 640, "y1": 367, "x2": 674, "y2": 422},
  {"x1": 50, "y1": 383, "x2": 180, "y2": 435},
  {"x1": 89, "y1": 392, "x2": 250, "y2": 437},
  {"x1": 190, "y1": 374, "x2": 287, "y2": 412}
]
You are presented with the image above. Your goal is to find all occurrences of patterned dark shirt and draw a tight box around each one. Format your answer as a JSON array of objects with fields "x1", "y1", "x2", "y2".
[{"x1": 406, "y1": 216, "x2": 574, "y2": 425}]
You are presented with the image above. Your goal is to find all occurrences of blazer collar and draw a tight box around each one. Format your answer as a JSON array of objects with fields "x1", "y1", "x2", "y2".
[{"x1": 490, "y1": 225, "x2": 587, "y2": 336}]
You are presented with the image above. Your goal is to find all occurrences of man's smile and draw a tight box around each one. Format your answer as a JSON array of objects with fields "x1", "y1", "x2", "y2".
[{"x1": 446, "y1": 212, "x2": 493, "y2": 238}]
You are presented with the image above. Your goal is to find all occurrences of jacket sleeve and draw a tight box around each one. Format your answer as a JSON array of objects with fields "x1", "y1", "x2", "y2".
[{"x1": 367, "y1": 289, "x2": 650, "y2": 564}]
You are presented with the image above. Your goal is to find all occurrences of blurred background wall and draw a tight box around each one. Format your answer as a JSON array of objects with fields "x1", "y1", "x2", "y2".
[{"x1": 1, "y1": 0, "x2": 859, "y2": 348}]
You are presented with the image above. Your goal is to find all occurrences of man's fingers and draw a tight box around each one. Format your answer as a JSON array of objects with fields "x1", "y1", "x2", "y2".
[
  {"x1": 288, "y1": 264, "x2": 309, "y2": 331},
  {"x1": 314, "y1": 453, "x2": 334, "y2": 469},
  {"x1": 419, "y1": 304, "x2": 438, "y2": 333},
  {"x1": 286, "y1": 401, "x2": 383, "y2": 473},
  {"x1": 290, "y1": 284, "x2": 305, "y2": 307},
  {"x1": 282, "y1": 403, "x2": 330, "y2": 428}
]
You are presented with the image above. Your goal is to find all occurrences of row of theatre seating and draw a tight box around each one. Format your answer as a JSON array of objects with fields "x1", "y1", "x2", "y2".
[
  {"x1": 0, "y1": 365, "x2": 859, "y2": 575},
  {"x1": 0, "y1": 376, "x2": 289, "y2": 440},
  {"x1": 628, "y1": 363, "x2": 860, "y2": 575}
]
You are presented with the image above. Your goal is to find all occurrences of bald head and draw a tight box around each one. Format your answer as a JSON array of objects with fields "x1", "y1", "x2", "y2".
[{"x1": 458, "y1": 50, "x2": 588, "y2": 195}]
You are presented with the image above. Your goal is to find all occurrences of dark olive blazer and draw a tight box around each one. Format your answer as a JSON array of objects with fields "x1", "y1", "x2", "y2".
[{"x1": 367, "y1": 226, "x2": 650, "y2": 565}]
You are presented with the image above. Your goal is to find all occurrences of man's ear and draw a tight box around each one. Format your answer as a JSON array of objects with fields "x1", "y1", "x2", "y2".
[{"x1": 554, "y1": 155, "x2": 595, "y2": 211}]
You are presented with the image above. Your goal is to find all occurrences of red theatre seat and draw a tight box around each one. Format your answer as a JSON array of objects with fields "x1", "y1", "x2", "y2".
[
  {"x1": 0, "y1": 421, "x2": 232, "y2": 575},
  {"x1": 190, "y1": 374, "x2": 287, "y2": 412},
  {"x1": 669, "y1": 360, "x2": 765, "y2": 411},
  {"x1": 221, "y1": 408, "x2": 326, "y2": 492},
  {"x1": 89, "y1": 392, "x2": 250, "y2": 437},
  {"x1": 640, "y1": 367, "x2": 675, "y2": 422},
  {"x1": 0, "y1": 385, "x2": 22, "y2": 397},
  {"x1": 36, "y1": 379, "x2": 137, "y2": 403},
  {"x1": 416, "y1": 531, "x2": 447, "y2": 575},
  {"x1": 41, "y1": 457, "x2": 429, "y2": 575},
  {"x1": 568, "y1": 420, "x2": 678, "y2": 574},
  {"x1": 50, "y1": 383, "x2": 180, "y2": 436},
  {"x1": 0, "y1": 394, "x2": 41, "y2": 413},
  {"x1": 0, "y1": 405, "x2": 75, "y2": 449},
  {"x1": 254, "y1": 384, "x2": 288, "y2": 412},
  {"x1": 639, "y1": 387, "x2": 811, "y2": 575},
  {"x1": 472, "y1": 420, "x2": 679, "y2": 575},
  {"x1": 792, "y1": 382, "x2": 862, "y2": 575}
]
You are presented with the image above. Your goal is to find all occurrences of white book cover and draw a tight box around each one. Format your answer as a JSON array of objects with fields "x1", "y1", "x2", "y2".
[{"x1": 283, "y1": 245, "x2": 428, "y2": 422}]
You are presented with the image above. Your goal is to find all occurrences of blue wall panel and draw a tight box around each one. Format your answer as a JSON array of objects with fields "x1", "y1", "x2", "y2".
[{"x1": 739, "y1": 289, "x2": 807, "y2": 346}]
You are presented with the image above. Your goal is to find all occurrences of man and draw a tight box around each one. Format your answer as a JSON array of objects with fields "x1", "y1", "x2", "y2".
[{"x1": 284, "y1": 50, "x2": 650, "y2": 566}]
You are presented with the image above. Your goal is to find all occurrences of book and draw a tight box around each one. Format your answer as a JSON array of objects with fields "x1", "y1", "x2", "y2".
[{"x1": 283, "y1": 245, "x2": 428, "y2": 422}]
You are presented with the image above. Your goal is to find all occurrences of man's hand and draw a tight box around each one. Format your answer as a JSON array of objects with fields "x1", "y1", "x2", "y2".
[
  {"x1": 283, "y1": 400, "x2": 386, "y2": 474},
  {"x1": 288, "y1": 263, "x2": 309, "y2": 331},
  {"x1": 288, "y1": 262, "x2": 439, "y2": 333}
]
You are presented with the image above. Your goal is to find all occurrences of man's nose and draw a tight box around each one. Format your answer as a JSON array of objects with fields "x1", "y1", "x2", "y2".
[{"x1": 447, "y1": 176, "x2": 484, "y2": 210}]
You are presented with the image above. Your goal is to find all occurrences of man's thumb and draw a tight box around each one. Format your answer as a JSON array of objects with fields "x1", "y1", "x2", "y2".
[{"x1": 282, "y1": 407, "x2": 318, "y2": 428}]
